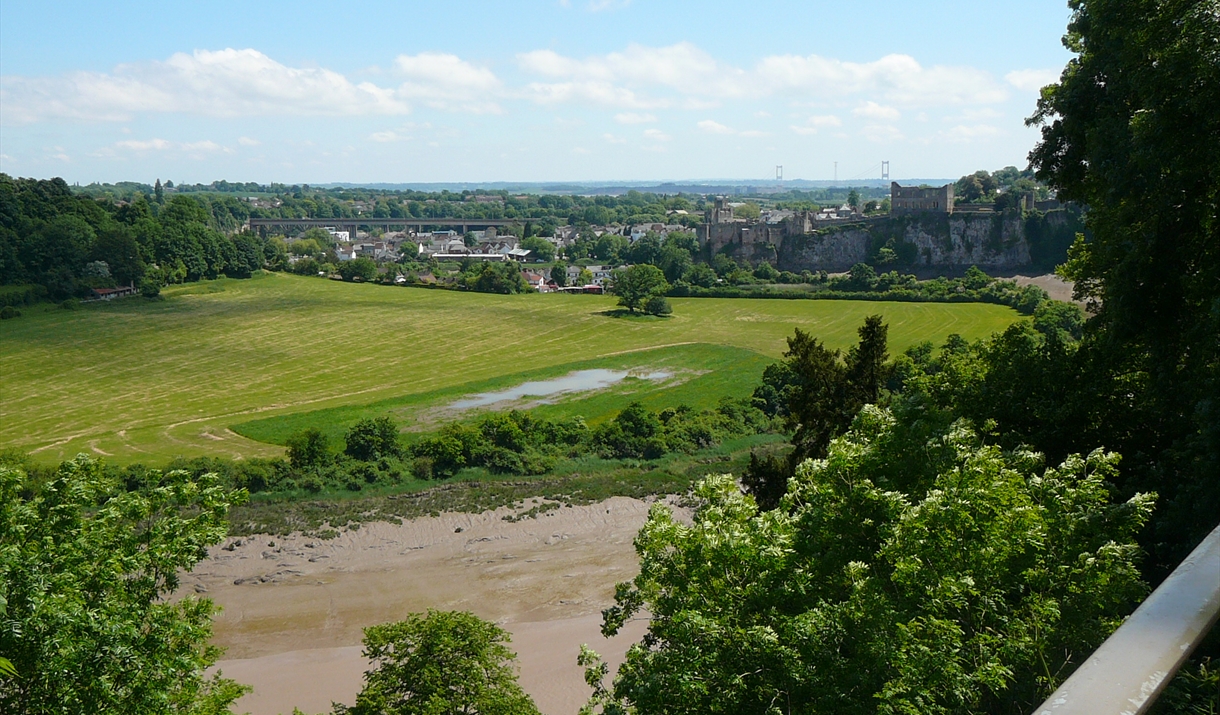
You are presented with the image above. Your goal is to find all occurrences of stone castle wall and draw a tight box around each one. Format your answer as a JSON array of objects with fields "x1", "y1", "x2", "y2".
[{"x1": 701, "y1": 211, "x2": 1075, "y2": 273}]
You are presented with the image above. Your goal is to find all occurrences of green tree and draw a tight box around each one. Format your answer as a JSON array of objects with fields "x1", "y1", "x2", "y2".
[
  {"x1": 847, "y1": 188, "x2": 861, "y2": 210},
  {"x1": 337, "y1": 257, "x2": 377, "y2": 282},
  {"x1": 734, "y1": 202, "x2": 761, "y2": 220},
  {"x1": 286, "y1": 428, "x2": 330, "y2": 470},
  {"x1": 783, "y1": 327, "x2": 850, "y2": 461},
  {"x1": 611, "y1": 264, "x2": 668, "y2": 313},
  {"x1": 91, "y1": 226, "x2": 146, "y2": 286},
  {"x1": 519, "y1": 236, "x2": 555, "y2": 262},
  {"x1": 0, "y1": 456, "x2": 249, "y2": 714},
  {"x1": 657, "y1": 243, "x2": 693, "y2": 283},
  {"x1": 1026, "y1": 0, "x2": 1220, "y2": 571},
  {"x1": 844, "y1": 314, "x2": 890, "y2": 406},
  {"x1": 643, "y1": 294, "x2": 672, "y2": 316},
  {"x1": 594, "y1": 411, "x2": 1153, "y2": 715},
  {"x1": 289, "y1": 238, "x2": 322, "y2": 257},
  {"x1": 550, "y1": 263, "x2": 567, "y2": 287},
  {"x1": 345, "y1": 416, "x2": 401, "y2": 462},
  {"x1": 686, "y1": 263, "x2": 718, "y2": 288},
  {"x1": 344, "y1": 610, "x2": 540, "y2": 715},
  {"x1": 466, "y1": 262, "x2": 530, "y2": 294}
]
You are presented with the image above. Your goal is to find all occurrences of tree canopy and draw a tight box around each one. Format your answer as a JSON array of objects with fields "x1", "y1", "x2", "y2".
[
  {"x1": 0, "y1": 455, "x2": 248, "y2": 714},
  {"x1": 611, "y1": 264, "x2": 669, "y2": 313},
  {"x1": 341, "y1": 610, "x2": 539, "y2": 715},
  {"x1": 591, "y1": 409, "x2": 1153, "y2": 715},
  {"x1": 1026, "y1": 0, "x2": 1219, "y2": 573}
]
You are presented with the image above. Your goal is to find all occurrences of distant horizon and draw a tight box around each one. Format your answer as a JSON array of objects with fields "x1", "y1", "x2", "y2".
[{"x1": 60, "y1": 176, "x2": 961, "y2": 192}]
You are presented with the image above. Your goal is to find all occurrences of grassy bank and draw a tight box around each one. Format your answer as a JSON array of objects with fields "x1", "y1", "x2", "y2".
[{"x1": 226, "y1": 433, "x2": 789, "y2": 536}]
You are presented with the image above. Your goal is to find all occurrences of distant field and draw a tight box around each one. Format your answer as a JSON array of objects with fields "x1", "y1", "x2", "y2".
[{"x1": 0, "y1": 272, "x2": 1021, "y2": 464}]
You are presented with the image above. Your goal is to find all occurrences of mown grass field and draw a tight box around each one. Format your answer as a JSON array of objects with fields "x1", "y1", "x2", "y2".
[{"x1": 0, "y1": 272, "x2": 1021, "y2": 465}]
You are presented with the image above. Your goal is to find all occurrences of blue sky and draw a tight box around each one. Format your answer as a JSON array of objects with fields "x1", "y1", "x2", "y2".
[{"x1": 0, "y1": 1, "x2": 1074, "y2": 185}]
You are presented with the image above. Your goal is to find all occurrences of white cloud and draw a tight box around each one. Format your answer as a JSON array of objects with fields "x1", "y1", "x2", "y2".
[
  {"x1": 523, "y1": 80, "x2": 663, "y2": 109},
  {"x1": 643, "y1": 128, "x2": 671, "y2": 141},
  {"x1": 853, "y1": 101, "x2": 900, "y2": 121},
  {"x1": 394, "y1": 52, "x2": 502, "y2": 113},
  {"x1": 861, "y1": 124, "x2": 905, "y2": 142},
  {"x1": 789, "y1": 114, "x2": 841, "y2": 135},
  {"x1": 945, "y1": 107, "x2": 1002, "y2": 122},
  {"x1": 115, "y1": 138, "x2": 173, "y2": 151},
  {"x1": 938, "y1": 124, "x2": 1003, "y2": 142},
  {"x1": 516, "y1": 43, "x2": 1006, "y2": 109},
  {"x1": 753, "y1": 53, "x2": 1006, "y2": 105},
  {"x1": 237, "y1": 136, "x2": 261, "y2": 146},
  {"x1": 1005, "y1": 69, "x2": 1059, "y2": 92},
  {"x1": 587, "y1": 0, "x2": 630, "y2": 10},
  {"x1": 180, "y1": 140, "x2": 226, "y2": 153},
  {"x1": 1, "y1": 48, "x2": 409, "y2": 124},
  {"x1": 697, "y1": 119, "x2": 734, "y2": 134},
  {"x1": 369, "y1": 131, "x2": 402, "y2": 143},
  {"x1": 603, "y1": 133, "x2": 627, "y2": 144},
  {"x1": 614, "y1": 112, "x2": 656, "y2": 124},
  {"x1": 695, "y1": 120, "x2": 767, "y2": 137},
  {"x1": 105, "y1": 138, "x2": 228, "y2": 155}
]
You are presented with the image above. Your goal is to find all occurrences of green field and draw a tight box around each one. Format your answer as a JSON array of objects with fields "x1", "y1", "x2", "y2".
[{"x1": 0, "y1": 272, "x2": 1021, "y2": 464}]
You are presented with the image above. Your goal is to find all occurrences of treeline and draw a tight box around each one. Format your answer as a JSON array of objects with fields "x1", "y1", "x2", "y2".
[
  {"x1": 71, "y1": 180, "x2": 889, "y2": 229},
  {"x1": 669, "y1": 263, "x2": 1053, "y2": 314},
  {"x1": 0, "y1": 175, "x2": 286, "y2": 301}
]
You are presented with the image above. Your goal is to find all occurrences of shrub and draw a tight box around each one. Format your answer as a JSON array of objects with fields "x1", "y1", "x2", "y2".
[
  {"x1": 285, "y1": 428, "x2": 330, "y2": 470},
  {"x1": 411, "y1": 456, "x2": 434, "y2": 480},
  {"x1": 0, "y1": 306, "x2": 19, "y2": 319},
  {"x1": 644, "y1": 295, "x2": 672, "y2": 316},
  {"x1": 345, "y1": 416, "x2": 401, "y2": 461}
]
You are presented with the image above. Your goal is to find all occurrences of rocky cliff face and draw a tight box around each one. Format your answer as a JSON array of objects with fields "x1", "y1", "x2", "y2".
[{"x1": 774, "y1": 213, "x2": 1053, "y2": 273}]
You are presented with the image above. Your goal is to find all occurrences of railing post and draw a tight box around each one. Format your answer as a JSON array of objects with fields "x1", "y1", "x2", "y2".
[{"x1": 1033, "y1": 523, "x2": 1220, "y2": 714}]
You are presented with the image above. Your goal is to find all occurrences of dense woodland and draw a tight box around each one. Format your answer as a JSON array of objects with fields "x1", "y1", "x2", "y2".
[{"x1": 1, "y1": 0, "x2": 1217, "y2": 712}]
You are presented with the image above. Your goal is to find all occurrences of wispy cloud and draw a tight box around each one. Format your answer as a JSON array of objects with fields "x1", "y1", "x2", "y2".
[
  {"x1": 1, "y1": 48, "x2": 408, "y2": 124},
  {"x1": 1005, "y1": 68, "x2": 1059, "y2": 92},
  {"x1": 394, "y1": 52, "x2": 503, "y2": 113},
  {"x1": 517, "y1": 43, "x2": 1008, "y2": 109},
  {"x1": 697, "y1": 119, "x2": 734, "y2": 134},
  {"x1": 614, "y1": 112, "x2": 656, "y2": 124},
  {"x1": 586, "y1": 0, "x2": 631, "y2": 11},
  {"x1": 852, "y1": 101, "x2": 900, "y2": 122},
  {"x1": 697, "y1": 119, "x2": 767, "y2": 137},
  {"x1": 99, "y1": 138, "x2": 231, "y2": 156},
  {"x1": 789, "y1": 114, "x2": 842, "y2": 135}
]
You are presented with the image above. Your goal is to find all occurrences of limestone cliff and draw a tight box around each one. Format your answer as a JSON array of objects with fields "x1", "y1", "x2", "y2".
[{"x1": 702, "y1": 210, "x2": 1080, "y2": 273}]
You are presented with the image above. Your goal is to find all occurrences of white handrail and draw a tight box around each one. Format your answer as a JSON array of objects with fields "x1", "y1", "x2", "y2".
[{"x1": 1033, "y1": 523, "x2": 1220, "y2": 714}]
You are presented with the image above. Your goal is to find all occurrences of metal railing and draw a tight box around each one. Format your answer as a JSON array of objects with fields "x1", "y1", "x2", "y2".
[{"x1": 1033, "y1": 523, "x2": 1220, "y2": 714}]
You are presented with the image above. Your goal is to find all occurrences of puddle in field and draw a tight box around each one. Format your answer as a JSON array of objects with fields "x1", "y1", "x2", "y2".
[{"x1": 448, "y1": 369, "x2": 673, "y2": 410}]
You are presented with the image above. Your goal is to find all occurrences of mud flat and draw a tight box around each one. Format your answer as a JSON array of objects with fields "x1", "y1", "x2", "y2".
[{"x1": 187, "y1": 496, "x2": 680, "y2": 715}]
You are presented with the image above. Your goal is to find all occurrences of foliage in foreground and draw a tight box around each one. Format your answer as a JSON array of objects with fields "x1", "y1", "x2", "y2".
[
  {"x1": 0, "y1": 456, "x2": 248, "y2": 714},
  {"x1": 338, "y1": 610, "x2": 539, "y2": 715},
  {"x1": 587, "y1": 408, "x2": 1154, "y2": 714}
]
